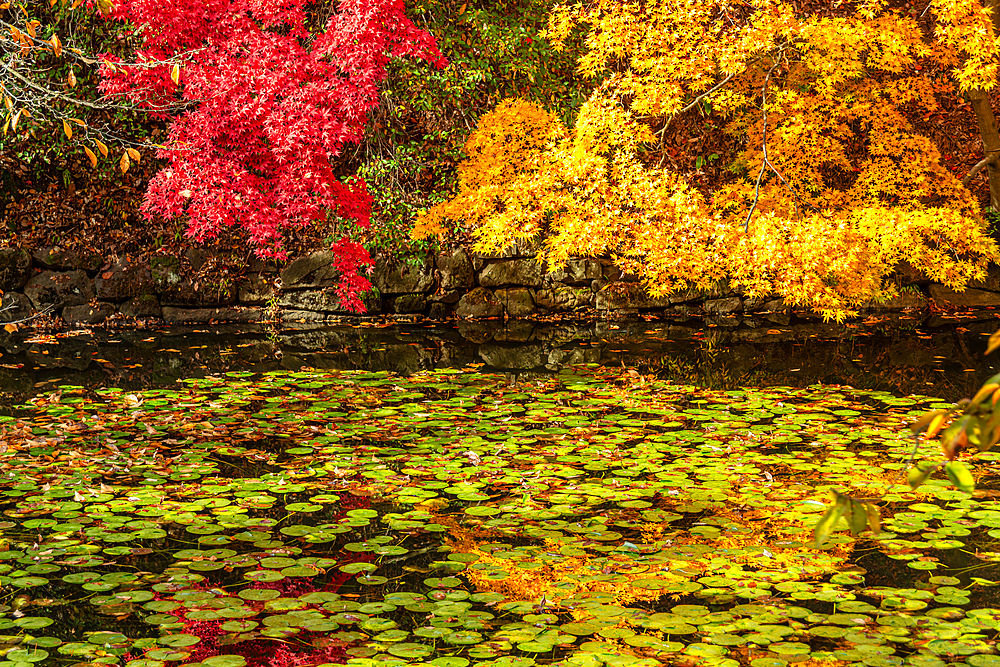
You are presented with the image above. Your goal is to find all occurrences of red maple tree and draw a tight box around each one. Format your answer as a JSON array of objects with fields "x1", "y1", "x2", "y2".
[{"x1": 98, "y1": 0, "x2": 445, "y2": 311}]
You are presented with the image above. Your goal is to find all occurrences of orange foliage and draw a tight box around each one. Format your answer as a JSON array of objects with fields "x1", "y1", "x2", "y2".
[{"x1": 414, "y1": 0, "x2": 1000, "y2": 320}]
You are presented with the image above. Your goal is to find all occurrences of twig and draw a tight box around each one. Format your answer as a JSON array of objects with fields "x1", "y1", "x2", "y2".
[
  {"x1": 962, "y1": 152, "x2": 1000, "y2": 188},
  {"x1": 658, "y1": 73, "x2": 736, "y2": 135},
  {"x1": 744, "y1": 52, "x2": 802, "y2": 231},
  {"x1": 0, "y1": 304, "x2": 54, "y2": 326}
]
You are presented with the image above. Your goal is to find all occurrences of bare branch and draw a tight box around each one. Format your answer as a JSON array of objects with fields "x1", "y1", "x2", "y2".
[
  {"x1": 675, "y1": 73, "x2": 736, "y2": 118},
  {"x1": 745, "y1": 53, "x2": 803, "y2": 231},
  {"x1": 962, "y1": 152, "x2": 1000, "y2": 188}
]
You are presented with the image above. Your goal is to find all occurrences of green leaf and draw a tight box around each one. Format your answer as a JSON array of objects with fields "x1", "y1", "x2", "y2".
[
  {"x1": 814, "y1": 500, "x2": 847, "y2": 548},
  {"x1": 848, "y1": 500, "x2": 868, "y2": 537},
  {"x1": 907, "y1": 460, "x2": 938, "y2": 490},
  {"x1": 945, "y1": 460, "x2": 975, "y2": 494}
]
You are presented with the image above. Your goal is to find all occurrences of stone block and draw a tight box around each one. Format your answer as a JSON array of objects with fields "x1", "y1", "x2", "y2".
[
  {"x1": 595, "y1": 283, "x2": 670, "y2": 310},
  {"x1": 456, "y1": 287, "x2": 503, "y2": 319},
  {"x1": 63, "y1": 302, "x2": 115, "y2": 324},
  {"x1": 278, "y1": 289, "x2": 379, "y2": 314},
  {"x1": 96, "y1": 257, "x2": 153, "y2": 301},
  {"x1": 478, "y1": 259, "x2": 544, "y2": 288},
  {"x1": 393, "y1": 294, "x2": 427, "y2": 314},
  {"x1": 238, "y1": 274, "x2": 274, "y2": 305},
  {"x1": 374, "y1": 260, "x2": 434, "y2": 294},
  {"x1": 437, "y1": 248, "x2": 474, "y2": 290},
  {"x1": 971, "y1": 263, "x2": 1000, "y2": 292},
  {"x1": 535, "y1": 285, "x2": 591, "y2": 312},
  {"x1": 704, "y1": 297, "x2": 743, "y2": 315},
  {"x1": 864, "y1": 290, "x2": 928, "y2": 311},
  {"x1": 281, "y1": 250, "x2": 340, "y2": 287},
  {"x1": 32, "y1": 246, "x2": 102, "y2": 274},
  {"x1": 121, "y1": 295, "x2": 162, "y2": 319},
  {"x1": 162, "y1": 307, "x2": 263, "y2": 324},
  {"x1": 928, "y1": 284, "x2": 1000, "y2": 309},
  {"x1": 0, "y1": 293, "x2": 31, "y2": 323},
  {"x1": 25, "y1": 270, "x2": 94, "y2": 310},
  {"x1": 0, "y1": 248, "x2": 31, "y2": 291},
  {"x1": 494, "y1": 288, "x2": 536, "y2": 318},
  {"x1": 546, "y1": 259, "x2": 602, "y2": 285},
  {"x1": 428, "y1": 302, "x2": 451, "y2": 320}
]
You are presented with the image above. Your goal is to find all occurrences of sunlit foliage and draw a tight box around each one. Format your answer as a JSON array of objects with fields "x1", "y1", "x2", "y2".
[{"x1": 415, "y1": 0, "x2": 1000, "y2": 320}]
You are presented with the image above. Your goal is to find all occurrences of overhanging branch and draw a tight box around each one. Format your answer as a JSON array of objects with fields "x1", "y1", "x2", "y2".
[{"x1": 962, "y1": 152, "x2": 1000, "y2": 188}]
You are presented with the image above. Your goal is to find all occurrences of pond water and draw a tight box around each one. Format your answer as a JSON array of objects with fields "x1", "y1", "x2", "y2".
[
  {"x1": 2, "y1": 312, "x2": 1000, "y2": 402},
  {"x1": 1, "y1": 315, "x2": 1000, "y2": 667}
]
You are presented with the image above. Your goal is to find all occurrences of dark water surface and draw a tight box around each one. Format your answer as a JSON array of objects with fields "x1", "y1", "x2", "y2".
[{"x1": 1, "y1": 310, "x2": 998, "y2": 402}]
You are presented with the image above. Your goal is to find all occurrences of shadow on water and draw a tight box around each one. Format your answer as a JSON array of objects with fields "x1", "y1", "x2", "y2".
[{"x1": 1, "y1": 310, "x2": 998, "y2": 403}]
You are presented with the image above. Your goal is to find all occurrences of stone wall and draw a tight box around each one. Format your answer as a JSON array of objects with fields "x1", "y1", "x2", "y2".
[{"x1": 2, "y1": 244, "x2": 1000, "y2": 325}]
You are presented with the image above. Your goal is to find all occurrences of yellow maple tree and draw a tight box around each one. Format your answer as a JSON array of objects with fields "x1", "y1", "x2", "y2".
[{"x1": 414, "y1": 0, "x2": 1000, "y2": 320}]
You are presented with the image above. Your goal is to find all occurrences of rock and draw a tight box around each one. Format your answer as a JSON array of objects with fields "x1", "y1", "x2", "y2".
[
  {"x1": 151, "y1": 257, "x2": 236, "y2": 307},
  {"x1": 393, "y1": 294, "x2": 427, "y2": 314},
  {"x1": 25, "y1": 270, "x2": 94, "y2": 310},
  {"x1": 0, "y1": 248, "x2": 31, "y2": 291},
  {"x1": 166, "y1": 281, "x2": 236, "y2": 308},
  {"x1": 278, "y1": 289, "x2": 380, "y2": 314},
  {"x1": 121, "y1": 295, "x2": 162, "y2": 319},
  {"x1": 96, "y1": 257, "x2": 153, "y2": 300},
  {"x1": 184, "y1": 248, "x2": 209, "y2": 272},
  {"x1": 864, "y1": 290, "x2": 928, "y2": 311},
  {"x1": 492, "y1": 320, "x2": 535, "y2": 343},
  {"x1": 601, "y1": 264, "x2": 640, "y2": 282},
  {"x1": 595, "y1": 283, "x2": 670, "y2": 310},
  {"x1": 478, "y1": 259, "x2": 544, "y2": 288},
  {"x1": 763, "y1": 311, "x2": 791, "y2": 325},
  {"x1": 238, "y1": 274, "x2": 274, "y2": 305},
  {"x1": 374, "y1": 260, "x2": 434, "y2": 294},
  {"x1": 281, "y1": 310, "x2": 331, "y2": 322},
  {"x1": 280, "y1": 251, "x2": 340, "y2": 287},
  {"x1": 437, "y1": 248, "x2": 474, "y2": 290},
  {"x1": 63, "y1": 302, "x2": 115, "y2": 324},
  {"x1": 928, "y1": 284, "x2": 1000, "y2": 308},
  {"x1": 971, "y1": 263, "x2": 1000, "y2": 292},
  {"x1": 428, "y1": 302, "x2": 451, "y2": 320},
  {"x1": 494, "y1": 288, "x2": 536, "y2": 318},
  {"x1": 32, "y1": 246, "x2": 102, "y2": 273},
  {"x1": 456, "y1": 288, "x2": 503, "y2": 319},
  {"x1": 758, "y1": 298, "x2": 790, "y2": 313},
  {"x1": 0, "y1": 293, "x2": 32, "y2": 323},
  {"x1": 535, "y1": 285, "x2": 591, "y2": 312},
  {"x1": 546, "y1": 259, "x2": 602, "y2": 285},
  {"x1": 162, "y1": 307, "x2": 264, "y2": 324},
  {"x1": 894, "y1": 260, "x2": 932, "y2": 285},
  {"x1": 668, "y1": 287, "x2": 702, "y2": 304},
  {"x1": 704, "y1": 297, "x2": 743, "y2": 315},
  {"x1": 479, "y1": 343, "x2": 545, "y2": 369},
  {"x1": 248, "y1": 256, "x2": 281, "y2": 274},
  {"x1": 430, "y1": 290, "x2": 463, "y2": 304}
]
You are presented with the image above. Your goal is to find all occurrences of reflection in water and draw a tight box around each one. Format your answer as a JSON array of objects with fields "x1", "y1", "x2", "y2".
[{"x1": 0, "y1": 313, "x2": 997, "y2": 402}]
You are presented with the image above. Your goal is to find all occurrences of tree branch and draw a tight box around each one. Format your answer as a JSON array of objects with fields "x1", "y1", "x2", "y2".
[
  {"x1": 744, "y1": 52, "x2": 801, "y2": 231},
  {"x1": 962, "y1": 152, "x2": 1000, "y2": 188}
]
